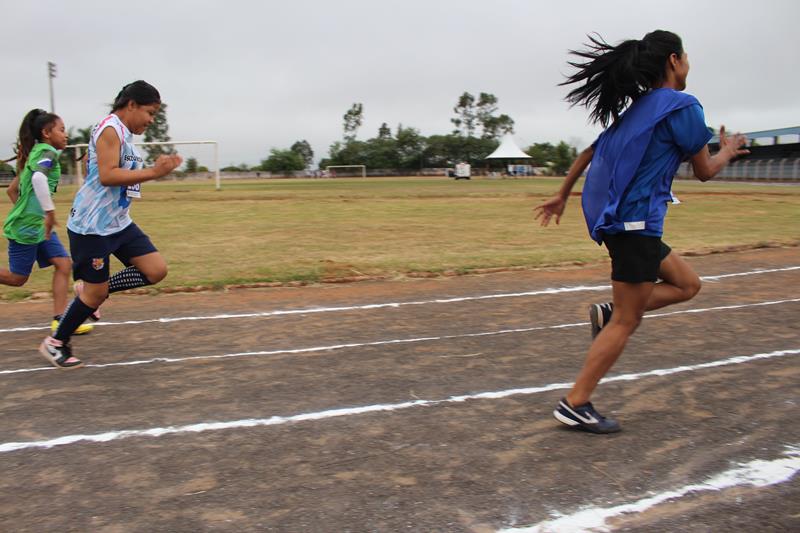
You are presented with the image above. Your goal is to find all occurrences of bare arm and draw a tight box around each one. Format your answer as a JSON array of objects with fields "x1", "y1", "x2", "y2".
[
  {"x1": 6, "y1": 175, "x2": 20, "y2": 203},
  {"x1": 690, "y1": 126, "x2": 749, "y2": 182},
  {"x1": 96, "y1": 127, "x2": 182, "y2": 187},
  {"x1": 534, "y1": 146, "x2": 594, "y2": 226}
]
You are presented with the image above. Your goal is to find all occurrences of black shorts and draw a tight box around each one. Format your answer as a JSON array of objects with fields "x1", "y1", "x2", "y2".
[
  {"x1": 68, "y1": 223, "x2": 158, "y2": 283},
  {"x1": 602, "y1": 233, "x2": 672, "y2": 283}
]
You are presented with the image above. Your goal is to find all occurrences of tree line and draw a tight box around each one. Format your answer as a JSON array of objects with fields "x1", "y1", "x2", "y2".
[
  {"x1": 3, "y1": 95, "x2": 578, "y2": 176},
  {"x1": 254, "y1": 92, "x2": 577, "y2": 174}
]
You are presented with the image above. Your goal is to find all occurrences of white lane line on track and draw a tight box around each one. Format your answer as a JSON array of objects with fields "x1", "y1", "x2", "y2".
[
  {"x1": 0, "y1": 348, "x2": 798, "y2": 454},
  {"x1": 2, "y1": 265, "x2": 798, "y2": 334},
  {"x1": 2, "y1": 298, "x2": 798, "y2": 377},
  {"x1": 499, "y1": 445, "x2": 800, "y2": 533}
]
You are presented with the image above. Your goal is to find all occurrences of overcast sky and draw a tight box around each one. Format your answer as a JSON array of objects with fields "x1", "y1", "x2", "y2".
[{"x1": 2, "y1": 0, "x2": 798, "y2": 168}]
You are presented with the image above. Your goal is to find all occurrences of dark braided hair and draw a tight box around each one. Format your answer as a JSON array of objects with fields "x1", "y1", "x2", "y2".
[
  {"x1": 17, "y1": 108, "x2": 60, "y2": 173},
  {"x1": 560, "y1": 30, "x2": 684, "y2": 127},
  {"x1": 111, "y1": 80, "x2": 161, "y2": 111}
]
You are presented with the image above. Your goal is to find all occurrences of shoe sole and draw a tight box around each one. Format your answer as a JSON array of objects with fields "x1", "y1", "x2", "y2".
[
  {"x1": 553, "y1": 409, "x2": 621, "y2": 434},
  {"x1": 589, "y1": 304, "x2": 602, "y2": 339},
  {"x1": 37, "y1": 343, "x2": 84, "y2": 370},
  {"x1": 52, "y1": 325, "x2": 93, "y2": 336},
  {"x1": 553, "y1": 409, "x2": 580, "y2": 427}
]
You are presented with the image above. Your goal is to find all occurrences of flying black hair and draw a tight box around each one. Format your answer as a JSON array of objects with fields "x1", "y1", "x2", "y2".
[{"x1": 560, "y1": 30, "x2": 684, "y2": 127}]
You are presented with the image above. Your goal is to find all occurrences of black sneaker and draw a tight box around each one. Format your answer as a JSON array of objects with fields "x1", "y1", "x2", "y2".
[
  {"x1": 553, "y1": 398, "x2": 621, "y2": 434},
  {"x1": 589, "y1": 302, "x2": 613, "y2": 339},
  {"x1": 38, "y1": 336, "x2": 83, "y2": 369}
]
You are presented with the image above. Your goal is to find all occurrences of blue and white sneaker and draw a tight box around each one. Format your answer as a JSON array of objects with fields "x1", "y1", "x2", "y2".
[
  {"x1": 554, "y1": 398, "x2": 621, "y2": 434},
  {"x1": 589, "y1": 302, "x2": 613, "y2": 339}
]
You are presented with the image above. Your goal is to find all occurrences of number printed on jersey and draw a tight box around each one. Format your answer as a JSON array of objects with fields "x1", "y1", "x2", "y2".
[{"x1": 126, "y1": 183, "x2": 142, "y2": 199}]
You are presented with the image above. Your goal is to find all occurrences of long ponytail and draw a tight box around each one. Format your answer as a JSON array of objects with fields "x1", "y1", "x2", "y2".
[
  {"x1": 560, "y1": 30, "x2": 684, "y2": 127},
  {"x1": 17, "y1": 108, "x2": 60, "y2": 172}
]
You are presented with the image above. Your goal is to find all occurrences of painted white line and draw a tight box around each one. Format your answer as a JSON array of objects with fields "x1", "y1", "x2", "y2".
[
  {"x1": 0, "y1": 348, "x2": 797, "y2": 454},
  {"x1": 499, "y1": 445, "x2": 800, "y2": 533},
  {"x1": 1, "y1": 298, "x2": 798, "y2": 377},
  {"x1": 0, "y1": 298, "x2": 800, "y2": 376},
  {"x1": 2, "y1": 265, "x2": 798, "y2": 334}
]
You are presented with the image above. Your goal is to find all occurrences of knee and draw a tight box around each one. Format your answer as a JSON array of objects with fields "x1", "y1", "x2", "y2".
[
  {"x1": 54, "y1": 260, "x2": 72, "y2": 275},
  {"x1": 612, "y1": 313, "x2": 644, "y2": 334},
  {"x1": 8, "y1": 274, "x2": 29, "y2": 287},
  {"x1": 144, "y1": 264, "x2": 167, "y2": 285},
  {"x1": 81, "y1": 290, "x2": 108, "y2": 308},
  {"x1": 682, "y1": 277, "x2": 702, "y2": 301}
]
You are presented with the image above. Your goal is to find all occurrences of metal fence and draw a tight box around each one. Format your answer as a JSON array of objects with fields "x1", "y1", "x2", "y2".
[{"x1": 677, "y1": 158, "x2": 800, "y2": 181}]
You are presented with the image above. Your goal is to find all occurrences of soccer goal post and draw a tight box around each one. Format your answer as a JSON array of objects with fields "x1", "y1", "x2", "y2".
[
  {"x1": 66, "y1": 140, "x2": 222, "y2": 190},
  {"x1": 325, "y1": 165, "x2": 367, "y2": 178}
]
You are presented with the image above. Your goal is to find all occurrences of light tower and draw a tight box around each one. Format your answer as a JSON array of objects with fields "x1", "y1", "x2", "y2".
[{"x1": 47, "y1": 61, "x2": 56, "y2": 112}]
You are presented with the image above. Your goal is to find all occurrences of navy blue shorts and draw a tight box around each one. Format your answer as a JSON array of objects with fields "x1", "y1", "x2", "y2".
[
  {"x1": 603, "y1": 233, "x2": 672, "y2": 283},
  {"x1": 7, "y1": 232, "x2": 69, "y2": 277},
  {"x1": 68, "y1": 223, "x2": 158, "y2": 283}
]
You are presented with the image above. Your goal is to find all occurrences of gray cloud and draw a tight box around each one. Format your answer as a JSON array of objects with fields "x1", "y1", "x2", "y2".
[{"x1": 2, "y1": 0, "x2": 798, "y2": 167}]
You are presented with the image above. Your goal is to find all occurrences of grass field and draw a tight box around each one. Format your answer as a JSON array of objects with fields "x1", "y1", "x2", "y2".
[{"x1": 1, "y1": 176, "x2": 798, "y2": 301}]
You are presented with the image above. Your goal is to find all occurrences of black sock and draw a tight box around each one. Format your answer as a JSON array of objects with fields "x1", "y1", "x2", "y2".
[
  {"x1": 109, "y1": 266, "x2": 151, "y2": 293},
  {"x1": 54, "y1": 297, "x2": 97, "y2": 342}
]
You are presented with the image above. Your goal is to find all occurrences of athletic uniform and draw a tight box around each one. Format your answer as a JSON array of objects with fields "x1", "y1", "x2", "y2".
[
  {"x1": 582, "y1": 88, "x2": 712, "y2": 282},
  {"x1": 3, "y1": 142, "x2": 68, "y2": 276},
  {"x1": 67, "y1": 114, "x2": 156, "y2": 283}
]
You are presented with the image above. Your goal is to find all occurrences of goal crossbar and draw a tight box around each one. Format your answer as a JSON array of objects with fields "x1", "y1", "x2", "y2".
[{"x1": 66, "y1": 140, "x2": 221, "y2": 190}]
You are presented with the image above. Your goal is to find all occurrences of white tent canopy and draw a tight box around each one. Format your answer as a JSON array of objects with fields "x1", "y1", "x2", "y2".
[{"x1": 485, "y1": 134, "x2": 532, "y2": 159}]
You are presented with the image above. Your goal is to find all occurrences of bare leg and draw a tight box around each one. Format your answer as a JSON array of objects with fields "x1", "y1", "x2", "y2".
[
  {"x1": 0, "y1": 268, "x2": 28, "y2": 287},
  {"x1": 77, "y1": 280, "x2": 110, "y2": 309},
  {"x1": 567, "y1": 280, "x2": 654, "y2": 407},
  {"x1": 129, "y1": 252, "x2": 168, "y2": 284},
  {"x1": 50, "y1": 257, "x2": 71, "y2": 316},
  {"x1": 645, "y1": 252, "x2": 702, "y2": 311}
]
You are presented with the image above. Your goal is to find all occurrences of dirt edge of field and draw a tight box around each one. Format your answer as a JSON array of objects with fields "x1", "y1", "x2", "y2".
[{"x1": 3, "y1": 239, "x2": 797, "y2": 304}]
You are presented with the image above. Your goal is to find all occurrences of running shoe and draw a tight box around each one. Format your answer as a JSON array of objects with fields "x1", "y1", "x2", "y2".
[
  {"x1": 38, "y1": 336, "x2": 83, "y2": 369},
  {"x1": 51, "y1": 319, "x2": 93, "y2": 336},
  {"x1": 553, "y1": 397, "x2": 621, "y2": 434},
  {"x1": 589, "y1": 302, "x2": 613, "y2": 339},
  {"x1": 73, "y1": 280, "x2": 101, "y2": 321}
]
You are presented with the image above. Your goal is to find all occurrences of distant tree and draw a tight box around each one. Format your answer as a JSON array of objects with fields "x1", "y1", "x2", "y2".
[
  {"x1": 552, "y1": 141, "x2": 577, "y2": 174},
  {"x1": 261, "y1": 148, "x2": 305, "y2": 172},
  {"x1": 475, "y1": 92, "x2": 515, "y2": 139},
  {"x1": 290, "y1": 139, "x2": 314, "y2": 168},
  {"x1": 343, "y1": 103, "x2": 364, "y2": 141},
  {"x1": 451, "y1": 92, "x2": 477, "y2": 136},
  {"x1": 525, "y1": 142, "x2": 556, "y2": 167},
  {"x1": 423, "y1": 134, "x2": 498, "y2": 167},
  {"x1": 322, "y1": 139, "x2": 369, "y2": 168},
  {"x1": 377, "y1": 122, "x2": 392, "y2": 140},
  {"x1": 220, "y1": 165, "x2": 244, "y2": 172},
  {"x1": 395, "y1": 125, "x2": 425, "y2": 169},
  {"x1": 184, "y1": 156, "x2": 198, "y2": 173},
  {"x1": 475, "y1": 92, "x2": 498, "y2": 134},
  {"x1": 143, "y1": 102, "x2": 174, "y2": 164},
  {"x1": 59, "y1": 125, "x2": 93, "y2": 174}
]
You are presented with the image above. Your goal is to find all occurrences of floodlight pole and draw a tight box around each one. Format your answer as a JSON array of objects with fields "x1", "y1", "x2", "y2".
[{"x1": 47, "y1": 61, "x2": 56, "y2": 112}]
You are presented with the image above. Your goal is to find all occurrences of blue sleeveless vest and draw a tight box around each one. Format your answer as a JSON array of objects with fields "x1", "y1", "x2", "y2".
[{"x1": 582, "y1": 89, "x2": 700, "y2": 243}]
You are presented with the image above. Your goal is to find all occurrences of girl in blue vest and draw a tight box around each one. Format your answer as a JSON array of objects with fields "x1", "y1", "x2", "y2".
[{"x1": 535, "y1": 30, "x2": 748, "y2": 433}]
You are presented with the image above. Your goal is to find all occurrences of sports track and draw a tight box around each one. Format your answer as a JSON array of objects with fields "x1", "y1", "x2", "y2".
[{"x1": 0, "y1": 246, "x2": 798, "y2": 532}]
